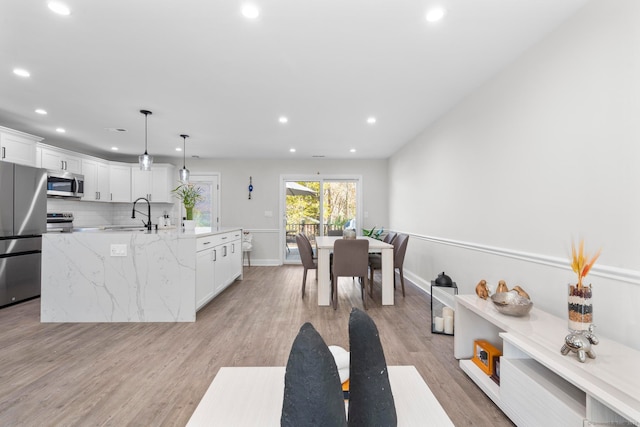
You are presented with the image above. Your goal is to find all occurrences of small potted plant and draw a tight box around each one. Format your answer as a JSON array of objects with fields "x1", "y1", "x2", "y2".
[{"x1": 172, "y1": 183, "x2": 204, "y2": 229}]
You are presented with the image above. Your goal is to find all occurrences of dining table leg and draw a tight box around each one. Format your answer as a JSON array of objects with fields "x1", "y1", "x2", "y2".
[
  {"x1": 381, "y1": 247, "x2": 394, "y2": 305},
  {"x1": 317, "y1": 247, "x2": 331, "y2": 306}
]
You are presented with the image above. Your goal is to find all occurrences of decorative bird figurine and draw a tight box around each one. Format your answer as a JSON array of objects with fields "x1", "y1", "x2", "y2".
[
  {"x1": 475, "y1": 280, "x2": 490, "y2": 300},
  {"x1": 496, "y1": 280, "x2": 509, "y2": 293},
  {"x1": 512, "y1": 285, "x2": 530, "y2": 300}
]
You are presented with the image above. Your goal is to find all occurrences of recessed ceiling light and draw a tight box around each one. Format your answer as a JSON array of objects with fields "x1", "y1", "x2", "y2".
[
  {"x1": 35, "y1": 109, "x2": 47, "y2": 115},
  {"x1": 56, "y1": 128, "x2": 66, "y2": 133},
  {"x1": 111, "y1": 147, "x2": 119, "y2": 151},
  {"x1": 367, "y1": 117, "x2": 376, "y2": 124},
  {"x1": 13, "y1": 68, "x2": 30, "y2": 78},
  {"x1": 279, "y1": 116, "x2": 288, "y2": 124},
  {"x1": 426, "y1": 8, "x2": 446, "y2": 22},
  {"x1": 48, "y1": 1, "x2": 71, "y2": 16},
  {"x1": 176, "y1": 147, "x2": 182, "y2": 152},
  {"x1": 350, "y1": 148, "x2": 356, "y2": 153},
  {"x1": 242, "y1": 4, "x2": 260, "y2": 19},
  {"x1": 289, "y1": 148, "x2": 296, "y2": 153}
]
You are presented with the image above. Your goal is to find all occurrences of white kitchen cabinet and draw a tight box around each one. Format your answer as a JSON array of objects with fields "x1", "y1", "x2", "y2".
[
  {"x1": 131, "y1": 164, "x2": 175, "y2": 203},
  {"x1": 82, "y1": 158, "x2": 110, "y2": 202},
  {"x1": 40, "y1": 146, "x2": 82, "y2": 173},
  {"x1": 454, "y1": 295, "x2": 639, "y2": 426},
  {"x1": 213, "y1": 230, "x2": 242, "y2": 295},
  {"x1": 0, "y1": 127, "x2": 41, "y2": 166},
  {"x1": 196, "y1": 230, "x2": 243, "y2": 311},
  {"x1": 196, "y1": 245, "x2": 215, "y2": 310},
  {"x1": 108, "y1": 163, "x2": 131, "y2": 202}
]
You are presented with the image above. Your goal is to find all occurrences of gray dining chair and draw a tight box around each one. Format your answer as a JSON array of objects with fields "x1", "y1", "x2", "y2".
[
  {"x1": 369, "y1": 233, "x2": 409, "y2": 297},
  {"x1": 296, "y1": 233, "x2": 317, "y2": 298},
  {"x1": 367, "y1": 231, "x2": 397, "y2": 271},
  {"x1": 331, "y1": 239, "x2": 370, "y2": 310},
  {"x1": 327, "y1": 229, "x2": 343, "y2": 236}
]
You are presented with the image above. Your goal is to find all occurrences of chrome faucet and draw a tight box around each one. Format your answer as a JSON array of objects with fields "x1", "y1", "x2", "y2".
[{"x1": 132, "y1": 197, "x2": 152, "y2": 230}]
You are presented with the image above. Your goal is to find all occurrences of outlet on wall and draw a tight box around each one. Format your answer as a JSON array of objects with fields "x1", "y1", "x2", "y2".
[{"x1": 110, "y1": 244, "x2": 127, "y2": 257}]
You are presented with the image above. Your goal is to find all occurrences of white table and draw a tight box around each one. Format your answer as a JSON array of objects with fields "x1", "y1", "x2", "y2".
[
  {"x1": 315, "y1": 236, "x2": 395, "y2": 306},
  {"x1": 186, "y1": 366, "x2": 454, "y2": 426}
]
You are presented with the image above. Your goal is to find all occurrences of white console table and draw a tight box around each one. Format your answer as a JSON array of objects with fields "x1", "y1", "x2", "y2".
[{"x1": 454, "y1": 295, "x2": 640, "y2": 426}]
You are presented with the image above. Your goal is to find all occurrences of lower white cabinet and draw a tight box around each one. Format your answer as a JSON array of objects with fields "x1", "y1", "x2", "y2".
[
  {"x1": 196, "y1": 230, "x2": 243, "y2": 311},
  {"x1": 454, "y1": 295, "x2": 639, "y2": 426}
]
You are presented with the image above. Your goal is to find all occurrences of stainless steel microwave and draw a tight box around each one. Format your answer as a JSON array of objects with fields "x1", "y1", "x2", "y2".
[{"x1": 46, "y1": 170, "x2": 84, "y2": 198}]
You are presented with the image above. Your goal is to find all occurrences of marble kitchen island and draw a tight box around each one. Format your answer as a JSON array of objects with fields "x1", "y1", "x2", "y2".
[{"x1": 41, "y1": 227, "x2": 242, "y2": 322}]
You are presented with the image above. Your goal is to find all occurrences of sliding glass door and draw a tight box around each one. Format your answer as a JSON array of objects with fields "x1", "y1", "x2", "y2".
[{"x1": 283, "y1": 177, "x2": 360, "y2": 263}]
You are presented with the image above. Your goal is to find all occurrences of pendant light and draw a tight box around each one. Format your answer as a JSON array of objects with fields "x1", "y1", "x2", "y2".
[
  {"x1": 138, "y1": 109, "x2": 154, "y2": 170},
  {"x1": 179, "y1": 134, "x2": 190, "y2": 183}
]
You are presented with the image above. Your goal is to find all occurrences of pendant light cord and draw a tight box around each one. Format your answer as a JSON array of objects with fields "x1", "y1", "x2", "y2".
[
  {"x1": 182, "y1": 135, "x2": 187, "y2": 168},
  {"x1": 144, "y1": 113, "x2": 148, "y2": 154}
]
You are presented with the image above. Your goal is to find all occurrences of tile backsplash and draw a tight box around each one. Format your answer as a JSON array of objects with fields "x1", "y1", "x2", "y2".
[{"x1": 47, "y1": 199, "x2": 178, "y2": 227}]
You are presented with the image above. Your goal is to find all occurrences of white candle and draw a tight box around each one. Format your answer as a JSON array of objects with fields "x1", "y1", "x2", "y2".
[
  {"x1": 444, "y1": 316, "x2": 454, "y2": 334},
  {"x1": 443, "y1": 306, "x2": 454, "y2": 318},
  {"x1": 434, "y1": 316, "x2": 444, "y2": 332}
]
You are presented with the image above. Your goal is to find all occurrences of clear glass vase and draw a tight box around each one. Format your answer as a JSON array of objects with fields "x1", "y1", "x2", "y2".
[{"x1": 568, "y1": 283, "x2": 593, "y2": 332}]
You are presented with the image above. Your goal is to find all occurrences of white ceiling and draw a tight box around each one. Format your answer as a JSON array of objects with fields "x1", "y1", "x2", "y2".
[{"x1": 0, "y1": 0, "x2": 587, "y2": 161}]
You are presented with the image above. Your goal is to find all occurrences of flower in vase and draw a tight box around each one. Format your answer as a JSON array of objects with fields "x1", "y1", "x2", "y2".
[
  {"x1": 570, "y1": 240, "x2": 601, "y2": 290},
  {"x1": 172, "y1": 183, "x2": 204, "y2": 220}
]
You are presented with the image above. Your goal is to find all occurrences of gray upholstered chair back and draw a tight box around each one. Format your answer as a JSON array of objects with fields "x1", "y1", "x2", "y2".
[
  {"x1": 393, "y1": 233, "x2": 409, "y2": 268},
  {"x1": 296, "y1": 234, "x2": 316, "y2": 269},
  {"x1": 332, "y1": 239, "x2": 369, "y2": 277},
  {"x1": 383, "y1": 231, "x2": 397, "y2": 244},
  {"x1": 327, "y1": 229, "x2": 343, "y2": 236}
]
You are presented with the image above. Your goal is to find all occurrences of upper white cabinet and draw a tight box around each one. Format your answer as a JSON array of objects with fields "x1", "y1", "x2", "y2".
[
  {"x1": 40, "y1": 146, "x2": 82, "y2": 174},
  {"x1": 109, "y1": 163, "x2": 131, "y2": 202},
  {"x1": 0, "y1": 127, "x2": 41, "y2": 167},
  {"x1": 82, "y1": 158, "x2": 110, "y2": 202},
  {"x1": 131, "y1": 164, "x2": 175, "y2": 203}
]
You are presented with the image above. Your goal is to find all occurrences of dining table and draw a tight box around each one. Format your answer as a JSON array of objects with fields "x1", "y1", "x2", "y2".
[{"x1": 315, "y1": 236, "x2": 395, "y2": 306}]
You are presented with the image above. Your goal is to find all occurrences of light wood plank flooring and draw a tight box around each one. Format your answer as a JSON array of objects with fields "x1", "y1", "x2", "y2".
[{"x1": 0, "y1": 266, "x2": 513, "y2": 426}]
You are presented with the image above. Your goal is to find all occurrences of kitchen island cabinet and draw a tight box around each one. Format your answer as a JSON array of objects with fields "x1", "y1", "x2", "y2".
[
  {"x1": 196, "y1": 230, "x2": 242, "y2": 310},
  {"x1": 41, "y1": 227, "x2": 242, "y2": 322}
]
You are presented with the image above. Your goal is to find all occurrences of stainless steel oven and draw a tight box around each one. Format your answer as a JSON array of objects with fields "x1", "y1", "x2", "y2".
[{"x1": 47, "y1": 170, "x2": 84, "y2": 198}]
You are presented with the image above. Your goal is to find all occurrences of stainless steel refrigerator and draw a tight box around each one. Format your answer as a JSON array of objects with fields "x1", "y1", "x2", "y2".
[{"x1": 0, "y1": 162, "x2": 47, "y2": 307}]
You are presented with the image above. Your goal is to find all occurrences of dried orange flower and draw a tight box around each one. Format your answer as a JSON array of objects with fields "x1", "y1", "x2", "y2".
[{"x1": 571, "y1": 240, "x2": 601, "y2": 289}]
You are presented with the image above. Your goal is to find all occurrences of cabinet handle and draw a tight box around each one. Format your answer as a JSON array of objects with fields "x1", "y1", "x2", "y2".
[
  {"x1": 110, "y1": 193, "x2": 113, "y2": 201},
  {"x1": 1, "y1": 147, "x2": 5, "y2": 159},
  {"x1": 96, "y1": 192, "x2": 99, "y2": 200},
  {"x1": 213, "y1": 249, "x2": 217, "y2": 262},
  {"x1": 223, "y1": 246, "x2": 227, "y2": 257},
  {"x1": 222, "y1": 236, "x2": 228, "y2": 240},
  {"x1": 231, "y1": 243, "x2": 235, "y2": 253},
  {"x1": 202, "y1": 241, "x2": 211, "y2": 245}
]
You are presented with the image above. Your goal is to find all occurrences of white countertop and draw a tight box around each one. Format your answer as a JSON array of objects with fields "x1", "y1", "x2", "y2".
[{"x1": 68, "y1": 226, "x2": 241, "y2": 238}]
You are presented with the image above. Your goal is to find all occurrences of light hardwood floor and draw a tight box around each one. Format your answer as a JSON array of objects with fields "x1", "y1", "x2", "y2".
[{"x1": 0, "y1": 266, "x2": 513, "y2": 426}]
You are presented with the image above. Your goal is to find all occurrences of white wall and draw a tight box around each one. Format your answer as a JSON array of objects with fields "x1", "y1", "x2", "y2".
[
  {"x1": 389, "y1": 0, "x2": 640, "y2": 348},
  {"x1": 185, "y1": 157, "x2": 389, "y2": 264}
]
